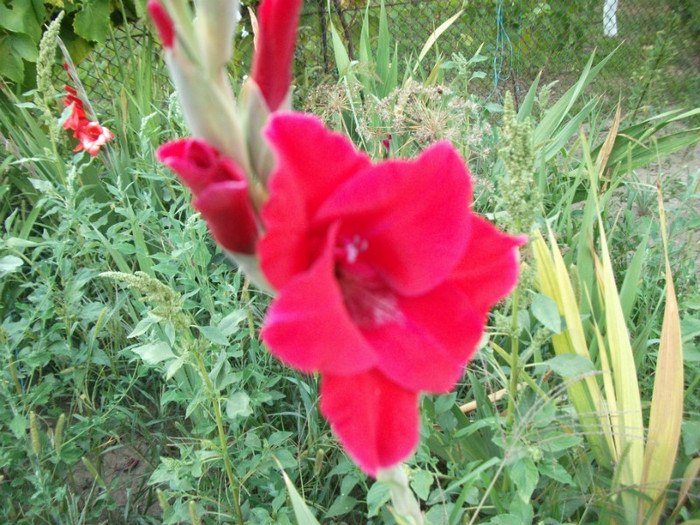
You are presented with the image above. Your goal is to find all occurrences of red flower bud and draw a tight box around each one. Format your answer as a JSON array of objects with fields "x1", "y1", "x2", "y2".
[
  {"x1": 157, "y1": 138, "x2": 259, "y2": 254},
  {"x1": 148, "y1": 0, "x2": 175, "y2": 49},
  {"x1": 251, "y1": 0, "x2": 303, "y2": 111}
]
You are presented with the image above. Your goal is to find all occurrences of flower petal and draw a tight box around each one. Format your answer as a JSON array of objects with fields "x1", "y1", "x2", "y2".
[
  {"x1": 320, "y1": 370, "x2": 419, "y2": 477},
  {"x1": 261, "y1": 223, "x2": 377, "y2": 374},
  {"x1": 315, "y1": 141, "x2": 473, "y2": 296},
  {"x1": 260, "y1": 113, "x2": 371, "y2": 289},
  {"x1": 367, "y1": 283, "x2": 484, "y2": 392},
  {"x1": 193, "y1": 180, "x2": 259, "y2": 254},
  {"x1": 449, "y1": 215, "x2": 525, "y2": 314}
]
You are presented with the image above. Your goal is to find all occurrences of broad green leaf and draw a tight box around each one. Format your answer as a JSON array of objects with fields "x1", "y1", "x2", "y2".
[
  {"x1": 531, "y1": 292, "x2": 562, "y2": 333},
  {"x1": 324, "y1": 495, "x2": 358, "y2": 519},
  {"x1": 9, "y1": 32, "x2": 38, "y2": 62},
  {"x1": 217, "y1": 309, "x2": 247, "y2": 336},
  {"x1": 367, "y1": 481, "x2": 391, "y2": 518},
  {"x1": 73, "y1": 0, "x2": 111, "y2": 43},
  {"x1": 0, "y1": 39, "x2": 25, "y2": 82},
  {"x1": 0, "y1": 0, "x2": 42, "y2": 39},
  {"x1": 509, "y1": 456, "x2": 539, "y2": 503},
  {"x1": 198, "y1": 325, "x2": 229, "y2": 346},
  {"x1": 410, "y1": 470, "x2": 433, "y2": 501},
  {"x1": 225, "y1": 391, "x2": 252, "y2": 420},
  {"x1": 132, "y1": 341, "x2": 176, "y2": 365},
  {"x1": 545, "y1": 354, "x2": 595, "y2": 378},
  {"x1": 0, "y1": 255, "x2": 23, "y2": 276},
  {"x1": 539, "y1": 458, "x2": 575, "y2": 485}
]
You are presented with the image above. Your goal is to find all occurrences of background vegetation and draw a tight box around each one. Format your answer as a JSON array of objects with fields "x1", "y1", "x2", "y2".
[{"x1": 0, "y1": 1, "x2": 699, "y2": 523}]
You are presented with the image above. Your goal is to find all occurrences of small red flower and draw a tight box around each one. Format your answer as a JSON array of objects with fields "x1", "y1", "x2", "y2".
[
  {"x1": 156, "y1": 138, "x2": 259, "y2": 254},
  {"x1": 61, "y1": 85, "x2": 114, "y2": 156},
  {"x1": 251, "y1": 0, "x2": 303, "y2": 111},
  {"x1": 73, "y1": 122, "x2": 115, "y2": 157},
  {"x1": 258, "y1": 113, "x2": 524, "y2": 475}
]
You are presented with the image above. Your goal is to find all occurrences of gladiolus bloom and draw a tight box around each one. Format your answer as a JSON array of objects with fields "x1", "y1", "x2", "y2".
[
  {"x1": 251, "y1": 0, "x2": 303, "y2": 111},
  {"x1": 258, "y1": 113, "x2": 524, "y2": 475},
  {"x1": 74, "y1": 122, "x2": 115, "y2": 157},
  {"x1": 61, "y1": 85, "x2": 114, "y2": 156},
  {"x1": 156, "y1": 138, "x2": 259, "y2": 254}
]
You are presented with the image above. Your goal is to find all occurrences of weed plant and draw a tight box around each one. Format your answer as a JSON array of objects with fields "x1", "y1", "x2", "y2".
[{"x1": 0, "y1": 6, "x2": 699, "y2": 524}]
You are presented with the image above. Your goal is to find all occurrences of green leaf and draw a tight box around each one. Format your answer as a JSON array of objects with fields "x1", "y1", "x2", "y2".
[
  {"x1": 278, "y1": 467, "x2": 321, "y2": 525},
  {"x1": 0, "y1": 255, "x2": 24, "y2": 276},
  {"x1": 508, "y1": 456, "x2": 539, "y2": 503},
  {"x1": 217, "y1": 309, "x2": 247, "y2": 336},
  {"x1": 0, "y1": 0, "x2": 42, "y2": 39},
  {"x1": 131, "y1": 341, "x2": 176, "y2": 365},
  {"x1": 681, "y1": 420, "x2": 700, "y2": 459},
  {"x1": 225, "y1": 391, "x2": 252, "y2": 420},
  {"x1": 539, "y1": 457, "x2": 575, "y2": 485},
  {"x1": 0, "y1": 39, "x2": 25, "y2": 82},
  {"x1": 9, "y1": 32, "x2": 38, "y2": 62},
  {"x1": 410, "y1": 470, "x2": 433, "y2": 501},
  {"x1": 545, "y1": 353, "x2": 595, "y2": 378},
  {"x1": 199, "y1": 325, "x2": 229, "y2": 346},
  {"x1": 324, "y1": 495, "x2": 358, "y2": 519},
  {"x1": 73, "y1": 0, "x2": 111, "y2": 43},
  {"x1": 531, "y1": 293, "x2": 562, "y2": 333},
  {"x1": 366, "y1": 481, "x2": 391, "y2": 518}
]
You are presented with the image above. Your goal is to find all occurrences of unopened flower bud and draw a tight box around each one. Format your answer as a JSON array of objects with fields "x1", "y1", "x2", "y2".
[{"x1": 148, "y1": 0, "x2": 175, "y2": 49}]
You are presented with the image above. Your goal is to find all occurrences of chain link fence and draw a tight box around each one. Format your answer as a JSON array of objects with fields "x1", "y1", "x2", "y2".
[
  {"x1": 294, "y1": 0, "x2": 699, "y2": 109},
  {"x1": 79, "y1": 0, "x2": 698, "y2": 113}
]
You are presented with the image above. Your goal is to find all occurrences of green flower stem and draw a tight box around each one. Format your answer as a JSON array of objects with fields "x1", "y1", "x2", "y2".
[
  {"x1": 506, "y1": 283, "x2": 521, "y2": 428},
  {"x1": 192, "y1": 346, "x2": 244, "y2": 525},
  {"x1": 377, "y1": 464, "x2": 424, "y2": 525}
]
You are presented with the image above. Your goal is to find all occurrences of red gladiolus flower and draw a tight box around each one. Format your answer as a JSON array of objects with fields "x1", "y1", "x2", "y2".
[
  {"x1": 258, "y1": 113, "x2": 524, "y2": 475},
  {"x1": 251, "y1": 0, "x2": 303, "y2": 111},
  {"x1": 156, "y1": 138, "x2": 259, "y2": 254},
  {"x1": 61, "y1": 85, "x2": 114, "y2": 156}
]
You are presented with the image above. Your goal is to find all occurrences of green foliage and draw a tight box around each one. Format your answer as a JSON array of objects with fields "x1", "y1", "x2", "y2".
[
  {"x1": 1, "y1": 4, "x2": 699, "y2": 524},
  {"x1": 0, "y1": 0, "x2": 147, "y2": 90}
]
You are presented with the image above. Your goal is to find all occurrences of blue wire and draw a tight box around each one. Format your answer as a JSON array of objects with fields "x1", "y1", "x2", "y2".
[{"x1": 488, "y1": 0, "x2": 515, "y2": 102}]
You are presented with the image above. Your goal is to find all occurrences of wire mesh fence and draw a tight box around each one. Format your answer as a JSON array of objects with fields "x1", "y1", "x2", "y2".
[
  {"x1": 293, "y1": 0, "x2": 700, "y2": 109},
  {"x1": 79, "y1": 0, "x2": 699, "y2": 114}
]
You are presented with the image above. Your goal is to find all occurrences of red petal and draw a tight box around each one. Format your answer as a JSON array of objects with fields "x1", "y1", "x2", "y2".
[
  {"x1": 250, "y1": 0, "x2": 303, "y2": 110},
  {"x1": 261, "y1": 223, "x2": 377, "y2": 374},
  {"x1": 315, "y1": 141, "x2": 473, "y2": 296},
  {"x1": 193, "y1": 181, "x2": 259, "y2": 254},
  {"x1": 320, "y1": 370, "x2": 420, "y2": 477},
  {"x1": 449, "y1": 215, "x2": 525, "y2": 314},
  {"x1": 366, "y1": 283, "x2": 484, "y2": 392},
  {"x1": 260, "y1": 113, "x2": 371, "y2": 288}
]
